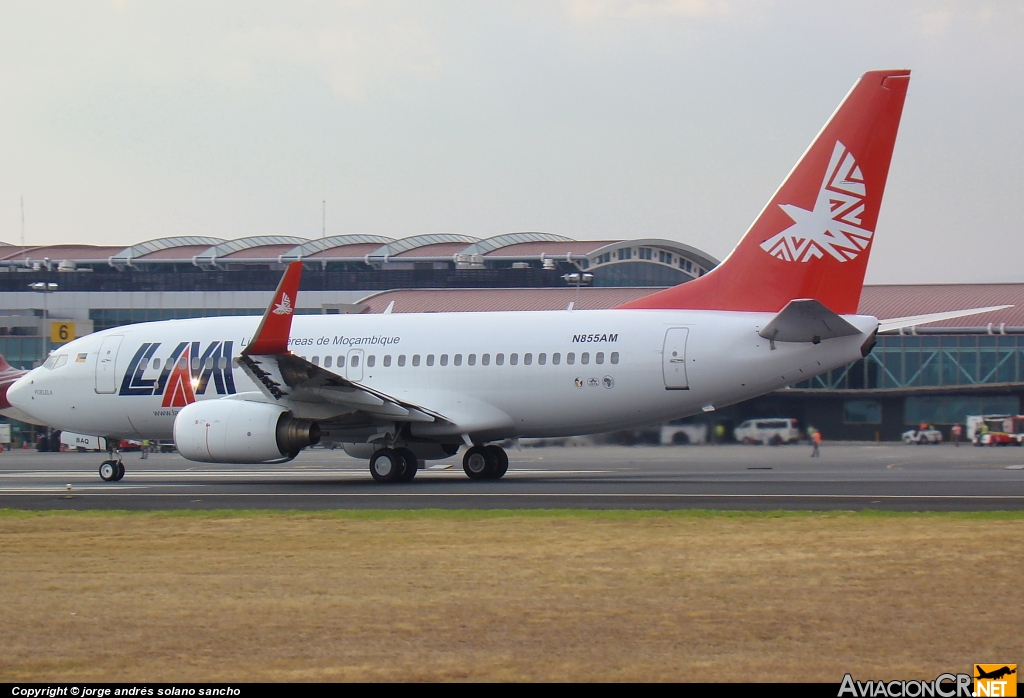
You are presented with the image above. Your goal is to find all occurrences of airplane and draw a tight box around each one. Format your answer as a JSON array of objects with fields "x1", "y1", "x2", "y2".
[
  {"x1": 0, "y1": 355, "x2": 34, "y2": 425},
  {"x1": 5, "y1": 69, "x2": 1010, "y2": 483}
]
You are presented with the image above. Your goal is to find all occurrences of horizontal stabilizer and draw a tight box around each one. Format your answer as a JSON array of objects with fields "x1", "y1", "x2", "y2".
[
  {"x1": 759, "y1": 299, "x2": 861, "y2": 345},
  {"x1": 877, "y1": 305, "x2": 1012, "y2": 333}
]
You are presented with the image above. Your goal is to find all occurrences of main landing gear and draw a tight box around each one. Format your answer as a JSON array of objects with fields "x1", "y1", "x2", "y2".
[
  {"x1": 369, "y1": 447, "x2": 419, "y2": 483},
  {"x1": 367, "y1": 444, "x2": 509, "y2": 483},
  {"x1": 99, "y1": 443, "x2": 125, "y2": 482},
  {"x1": 463, "y1": 445, "x2": 508, "y2": 481}
]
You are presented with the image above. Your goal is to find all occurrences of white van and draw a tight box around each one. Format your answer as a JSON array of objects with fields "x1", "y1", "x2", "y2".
[{"x1": 733, "y1": 419, "x2": 801, "y2": 445}]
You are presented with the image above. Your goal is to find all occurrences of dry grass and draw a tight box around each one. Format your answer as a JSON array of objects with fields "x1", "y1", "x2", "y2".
[{"x1": 0, "y1": 510, "x2": 1021, "y2": 682}]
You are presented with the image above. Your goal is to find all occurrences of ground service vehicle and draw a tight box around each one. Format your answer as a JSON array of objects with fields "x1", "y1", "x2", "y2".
[
  {"x1": 734, "y1": 419, "x2": 801, "y2": 445},
  {"x1": 971, "y1": 416, "x2": 1024, "y2": 446},
  {"x1": 3, "y1": 69, "x2": 1009, "y2": 483},
  {"x1": 902, "y1": 428, "x2": 942, "y2": 444}
]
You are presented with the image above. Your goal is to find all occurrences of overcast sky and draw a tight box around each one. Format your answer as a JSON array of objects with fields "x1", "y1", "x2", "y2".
[{"x1": 1, "y1": 1, "x2": 1022, "y2": 283}]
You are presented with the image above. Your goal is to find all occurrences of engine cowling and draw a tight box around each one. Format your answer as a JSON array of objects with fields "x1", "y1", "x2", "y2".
[{"x1": 174, "y1": 400, "x2": 320, "y2": 463}]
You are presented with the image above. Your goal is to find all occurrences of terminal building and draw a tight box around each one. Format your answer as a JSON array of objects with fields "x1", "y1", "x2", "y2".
[{"x1": 2, "y1": 232, "x2": 1022, "y2": 443}]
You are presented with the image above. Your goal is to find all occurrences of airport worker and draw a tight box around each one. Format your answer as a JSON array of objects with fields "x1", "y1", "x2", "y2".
[
  {"x1": 951, "y1": 423, "x2": 962, "y2": 446},
  {"x1": 714, "y1": 423, "x2": 725, "y2": 444},
  {"x1": 811, "y1": 429, "x2": 821, "y2": 458}
]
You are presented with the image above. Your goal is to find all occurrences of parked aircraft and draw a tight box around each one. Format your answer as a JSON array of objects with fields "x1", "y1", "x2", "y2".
[{"x1": 5, "y1": 69, "x2": 1008, "y2": 483}]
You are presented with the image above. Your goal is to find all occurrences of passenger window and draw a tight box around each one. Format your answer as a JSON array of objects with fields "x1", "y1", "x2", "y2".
[
  {"x1": 524, "y1": 353, "x2": 532, "y2": 365},
  {"x1": 581, "y1": 353, "x2": 589, "y2": 365},
  {"x1": 231, "y1": 357, "x2": 239, "y2": 368},
  {"x1": 398, "y1": 355, "x2": 407, "y2": 367},
  {"x1": 482, "y1": 354, "x2": 490, "y2": 366},
  {"x1": 610, "y1": 352, "x2": 619, "y2": 364},
  {"x1": 338, "y1": 355, "x2": 346, "y2": 367},
  {"x1": 454, "y1": 354, "x2": 462, "y2": 366},
  {"x1": 426, "y1": 354, "x2": 435, "y2": 366},
  {"x1": 596, "y1": 352, "x2": 604, "y2": 365},
  {"x1": 383, "y1": 355, "x2": 392, "y2": 367},
  {"x1": 366, "y1": 355, "x2": 375, "y2": 367},
  {"x1": 217, "y1": 357, "x2": 227, "y2": 370},
  {"x1": 566, "y1": 353, "x2": 575, "y2": 365},
  {"x1": 191, "y1": 357, "x2": 200, "y2": 370},
  {"x1": 140, "y1": 358, "x2": 149, "y2": 370},
  {"x1": 553, "y1": 353, "x2": 561, "y2": 365},
  {"x1": 509, "y1": 353, "x2": 518, "y2": 366},
  {"x1": 153, "y1": 358, "x2": 161, "y2": 370},
  {"x1": 538, "y1": 353, "x2": 546, "y2": 365},
  {"x1": 205, "y1": 357, "x2": 215, "y2": 369},
  {"x1": 351, "y1": 355, "x2": 360, "y2": 367},
  {"x1": 413, "y1": 355, "x2": 421, "y2": 367},
  {"x1": 312, "y1": 356, "x2": 320, "y2": 366},
  {"x1": 496, "y1": 353, "x2": 505, "y2": 366},
  {"x1": 440, "y1": 354, "x2": 449, "y2": 366},
  {"x1": 324, "y1": 356, "x2": 332, "y2": 368},
  {"x1": 469, "y1": 354, "x2": 477, "y2": 366}
]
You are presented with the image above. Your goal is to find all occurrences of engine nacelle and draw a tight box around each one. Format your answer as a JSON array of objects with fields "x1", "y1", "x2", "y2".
[{"x1": 174, "y1": 400, "x2": 320, "y2": 464}]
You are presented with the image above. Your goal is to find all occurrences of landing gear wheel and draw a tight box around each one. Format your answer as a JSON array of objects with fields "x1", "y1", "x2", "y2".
[
  {"x1": 484, "y1": 445, "x2": 508, "y2": 479},
  {"x1": 463, "y1": 446, "x2": 496, "y2": 480},
  {"x1": 395, "y1": 447, "x2": 418, "y2": 482},
  {"x1": 370, "y1": 448, "x2": 405, "y2": 483},
  {"x1": 114, "y1": 462, "x2": 125, "y2": 481},
  {"x1": 99, "y1": 460, "x2": 118, "y2": 482}
]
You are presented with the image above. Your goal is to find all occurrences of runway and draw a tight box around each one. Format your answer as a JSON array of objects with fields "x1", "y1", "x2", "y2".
[{"x1": 3, "y1": 442, "x2": 1024, "y2": 511}]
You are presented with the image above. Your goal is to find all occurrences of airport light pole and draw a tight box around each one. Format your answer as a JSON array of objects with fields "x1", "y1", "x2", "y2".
[
  {"x1": 28, "y1": 282, "x2": 58, "y2": 366},
  {"x1": 28, "y1": 281, "x2": 58, "y2": 451}
]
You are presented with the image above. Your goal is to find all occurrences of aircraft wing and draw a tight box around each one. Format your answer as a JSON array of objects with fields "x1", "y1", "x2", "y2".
[
  {"x1": 238, "y1": 261, "x2": 448, "y2": 424},
  {"x1": 238, "y1": 352, "x2": 445, "y2": 423},
  {"x1": 877, "y1": 305, "x2": 1012, "y2": 333},
  {"x1": 758, "y1": 299, "x2": 862, "y2": 344}
]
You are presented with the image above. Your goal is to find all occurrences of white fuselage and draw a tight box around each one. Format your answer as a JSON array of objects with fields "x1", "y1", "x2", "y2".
[{"x1": 8, "y1": 308, "x2": 877, "y2": 443}]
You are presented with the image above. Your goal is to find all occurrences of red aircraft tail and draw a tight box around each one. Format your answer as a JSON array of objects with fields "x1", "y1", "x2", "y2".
[{"x1": 619, "y1": 69, "x2": 910, "y2": 315}]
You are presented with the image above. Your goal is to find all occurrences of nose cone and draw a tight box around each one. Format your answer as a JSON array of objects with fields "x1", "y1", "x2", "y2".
[{"x1": 6, "y1": 373, "x2": 34, "y2": 412}]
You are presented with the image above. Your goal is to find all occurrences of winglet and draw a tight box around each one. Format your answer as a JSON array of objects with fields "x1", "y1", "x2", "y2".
[{"x1": 243, "y1": 261, "x2": 303, "y2": 356}]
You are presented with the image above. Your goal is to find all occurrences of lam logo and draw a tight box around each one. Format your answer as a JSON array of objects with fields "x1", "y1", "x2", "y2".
[
  {"x1": 119, "y1": 341, "x2": 236, "y2": 407},
  {"x1": 760, "y1": 140, "x2": 872, "y2": 263},
  {"x1": 272, "y1": 292, "x2": 294, "y2": 316}
]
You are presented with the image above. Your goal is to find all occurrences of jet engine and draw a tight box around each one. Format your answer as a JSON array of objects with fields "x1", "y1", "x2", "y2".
[{"x1": 174, "y1": 400, "x2": 320, "y2": 463}]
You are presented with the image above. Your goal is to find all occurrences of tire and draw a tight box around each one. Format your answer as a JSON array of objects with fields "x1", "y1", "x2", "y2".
[
  {"x1": 671, "y1": 432, "x2": 690, "y2": 445},
  {"x1": 370, "y1": 449, "x2": 404, "y2": 483},
  {"x1": 484, "y1": 445, "x2": 509, "y2": 479},
  {"x1": 395, "y1": 447, "x2": 418, "y2": 482},
  {"x1": 463, "y1": 446, "x2": 496, "y2": 480},
  {"x1": 114, "y1": 463, "x2": 125, "y2": 481},
  {"x1": 99, "y1": 460, "x2": 118, "y2": 482}
]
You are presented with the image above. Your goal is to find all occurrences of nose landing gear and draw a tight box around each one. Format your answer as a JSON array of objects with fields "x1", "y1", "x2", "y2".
[
  {"x1": 99, "y1": 459, "x2": 124, "y2": 482},
  {"x1": 99, "y1": 442, "x2": 125, "y2": 482}
]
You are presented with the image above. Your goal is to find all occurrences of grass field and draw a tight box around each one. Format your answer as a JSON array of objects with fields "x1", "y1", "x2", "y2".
[{"x1": 1, "y1": 509, "x2": 1021, "y2": 682}]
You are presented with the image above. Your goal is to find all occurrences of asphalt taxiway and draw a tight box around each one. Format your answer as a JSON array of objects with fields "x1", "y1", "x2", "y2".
[{"x1": 2, "y1": 442, "x2": 1024, "y2": 511}]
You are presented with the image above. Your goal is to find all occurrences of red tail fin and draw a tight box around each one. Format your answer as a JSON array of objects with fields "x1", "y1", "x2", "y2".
[
  {"x1": 243, "y1": 261, "x2": 303, "y2": 356},
  {"x1": 619, "y1": 69, "x2": 910, "y2": 314}
]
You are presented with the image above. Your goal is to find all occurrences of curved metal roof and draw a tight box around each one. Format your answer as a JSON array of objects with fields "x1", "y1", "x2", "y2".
[
  {"x1": 280, "y1": 235, "x2": 394, "y2": 263},
  {"x1": 110, "y1": 236, "x2": 226, "y2": 267},
  {"x1": 367, "y1": 233, "x2": 479, "y2": 259},
  {"x1": 587, "y1": 238, "x2": 720, "y2": 270},
  {"x1": 461, "y1": 232, "x2": 573, "y2": 256},
  {"x1": 194, "y1": 236, "x2": 308, "y2": 266}
]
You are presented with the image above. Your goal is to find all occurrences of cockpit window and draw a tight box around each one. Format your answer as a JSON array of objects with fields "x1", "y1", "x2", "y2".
[
  {"x1": 53, "y1": 354, "x2": 68, "y2": 369},
  {"x1": 42, "y1": 355, "x2": 58, "y2": 369}
]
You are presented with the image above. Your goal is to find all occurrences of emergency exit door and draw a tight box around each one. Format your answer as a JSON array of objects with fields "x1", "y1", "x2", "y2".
[{"x1": 662, "y1": 328, "x2": 689, "y2": 390}]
